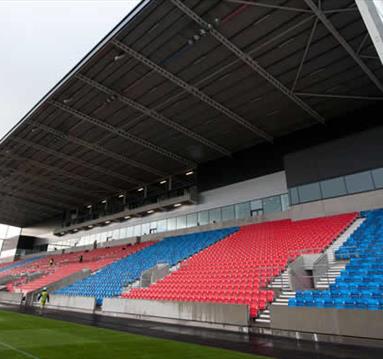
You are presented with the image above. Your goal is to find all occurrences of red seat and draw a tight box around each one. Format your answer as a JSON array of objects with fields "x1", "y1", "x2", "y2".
[{"x1": 122, "y1": 213, "x2": 357, "y2": 318}]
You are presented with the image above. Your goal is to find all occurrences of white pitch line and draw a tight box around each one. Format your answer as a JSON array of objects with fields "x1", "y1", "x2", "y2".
[{"x1": 0, "y1": 340, "x2": 40, "y2": 359}]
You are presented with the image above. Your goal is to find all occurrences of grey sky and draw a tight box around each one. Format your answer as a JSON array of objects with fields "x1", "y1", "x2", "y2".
[{"x1": 0, "y1": 0, "x2": 140, "y2": 140}]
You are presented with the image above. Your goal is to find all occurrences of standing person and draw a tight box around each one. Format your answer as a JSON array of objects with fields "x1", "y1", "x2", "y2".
[
  {"x1": 37, "y1": 287, "x2": 50, "y2": 315},
  {"x1": 49, "y1": 258, "x2": 54, "y2": 266},
  {"x1": 79, "y1": 255, "x2": 83, "y2": 263}
]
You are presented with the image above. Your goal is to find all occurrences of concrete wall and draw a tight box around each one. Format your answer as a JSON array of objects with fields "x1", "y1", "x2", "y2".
[
  {"x1": 0, "y1": 235, "x2": 21, "y2": 261},
  {"x1": 140, "y1": 264, "x2": 169, "y2": 288},
  {"x1": 41, "y1": 171, "x2": 288, "y2": 245},
  {"x1": 313, "y1": 254, "x2": 330, "y2": 287},
  {"x1": 288, "y1": 256, "x2": 314, "y2": 291},
  {"x1": 45, "y1": 294, "x2": 96, "y2": 313},
  {"x1": 290, "y1": 188, "x2": 383, "y2": 220},
  {"x1": 0, "y1": 292, "x2": 23, "y2": 305},
  {"x1": 25, "y1": 269, "x2": 91, "y2": 306},
  {"x1": 271, "y1": 305, "x2": 383, "y2": 340},
  {"x1": 284, "y1": 126, "x2": 383, "y2": 187},
  {"x1": 102, "y1": 298, "x2": 249, "y2": 328}
]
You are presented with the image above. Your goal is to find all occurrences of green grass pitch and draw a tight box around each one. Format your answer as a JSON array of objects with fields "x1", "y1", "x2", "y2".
[{"x1": 0, "y1": 310, "x2": 271, "y2": 359}]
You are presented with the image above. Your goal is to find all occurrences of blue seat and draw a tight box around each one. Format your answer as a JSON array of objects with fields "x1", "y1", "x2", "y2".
[
  {"x1": 55, "y1": 227, "x2": 238, "y2": 305},
  {"x1": 289, "y1": 209, "x2": 383, "y2": 311}
]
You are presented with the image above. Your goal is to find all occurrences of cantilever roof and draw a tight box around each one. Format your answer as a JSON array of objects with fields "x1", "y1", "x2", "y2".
[{"x1": 1, "y1": 0, "x2": 382, "y2": 227}]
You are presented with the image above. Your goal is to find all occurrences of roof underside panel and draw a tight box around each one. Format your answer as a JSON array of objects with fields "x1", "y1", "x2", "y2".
[{"x1": 0, "y1": 0, "x2": 382, "y2": 227}]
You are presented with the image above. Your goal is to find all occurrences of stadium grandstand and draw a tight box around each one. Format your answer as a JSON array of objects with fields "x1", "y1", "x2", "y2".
[{"x1": 1, "y1": 0, "x2": 383, "y2": 358}]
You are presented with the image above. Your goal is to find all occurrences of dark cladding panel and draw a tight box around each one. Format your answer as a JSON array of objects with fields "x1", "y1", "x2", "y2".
[{"x1": 284, "y1": 127, "x2": 383, "y2": 188}]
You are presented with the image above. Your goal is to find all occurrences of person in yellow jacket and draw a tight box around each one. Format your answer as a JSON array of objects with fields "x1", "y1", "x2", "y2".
[{"x1": 37, "y1": 287, "x2": 50, "y2": 314}]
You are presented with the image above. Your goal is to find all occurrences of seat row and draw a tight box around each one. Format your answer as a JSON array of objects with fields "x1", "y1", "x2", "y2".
[{"x1": 123, "y1": 214, "x2": 356, "y2": 317}]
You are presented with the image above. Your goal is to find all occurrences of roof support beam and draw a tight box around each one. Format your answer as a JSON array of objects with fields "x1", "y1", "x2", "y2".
[
  {"x1": 76, "y1": 74, "x2": 231, "y2": 156},
  {"x1": 225, "y1": 0, "x2": 312, "y2": 13},
  {"x1": 323, "y1": 8, "x2": 359, "y2": 14},
  {"x1": 170, "y1": 0, "x2": 326, "y2": 125},
  {"x1": 360, "y1": 55, "x2": 381, "y2": 61},
  {"x1": 49, "y1": 101, "x2": 195, "y2": 167},
  {"x1": 0, "y1": 153, "x2": 120, "y2": 196},
  {"x1": 295, "y1": 92, "x2": 383, "y2": 101},
  {"x1": 112, "y1": 40, "x2": 273, "y2": 142},
  {"x1": 291, "y1": 18, "x2": 319, "y2": 92},
  {"x1": 0, "y1": 208, "x2": 43, "y2": 224},
  {"x1": 357, "y1": 33, "x2": 370, "y2": 54},
  {"x1": 30, "y1": 121, "x2": 166, "y2": 178},
  {"x1": 0, "y1": 190, "x2": 59, "y2": 214},
  {"x1": 304, "y1": 0, "x2": 383, "y2": 94},
  {"x1": 128, "y1": 16, "x2": 315, "y2": 128},
  {"x1": 0, "y1": 200, "x2": 50, "y2": 219},
  {"x1": 0, "y1": 180, "x2": 76, "y2": 209},
  {"x1": 11, "y1": 137, "x2": 135, "y2": 189},
  {"x1": 0, "y1": 167, "x2": 93, "y2": 203}
]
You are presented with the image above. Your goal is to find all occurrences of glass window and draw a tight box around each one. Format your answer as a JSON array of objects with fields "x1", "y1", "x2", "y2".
[
  {"x1": 298, "y1": 182, "x2": 321, "y2": 203},
  {"x1": 167, "y1": 218, "x2": 177, "y2": 231},
  {"x1": 149, "y1": 221, "x2": 157, "y2": 230},
  {"x1": 209, "y1": 208, "x2": 221, "y2": 223},
  {"x1": 186, "y1": 213, "x2": 198, "y2": 228},
  {"x1": 281, "y1": 194, "x2": 290, "y2": 211},
  {"x1": 372, "y1": 168, "x2": 383, "y2": 189},
  {"x1": 235, "y1": 202, "x2": 250, "y2": 219},
  {"x1": 250, "y1": 200, "x2": 262, "y2": 210},
  {"x1": 263, "y1": 195, "x2": 282, "y2": 214},
  {"x1": 100, "y1": 232, "x2": 107, "y2": 242},
  {"x1": 113, "y1": 229, "x2": 119, "y2": 239},
  {"x1": 120, "y1": 227, "x2": 127, "y2": 239},
  {"x1": 126, "y1": 226, "x2": 133, "y2": 238},
  {"x1": 157, "y1": 220, "x2": 167, "y2": 232},
  {"x1": 289, "y1": 187, "x2": 299, "y2": 205},
  {"x1": 222, "y1": 205, "x2": 235, "y2": 222},
  {"x1": 345, "y1": 171, "x2": 374, "y2": 194},
  {"x1": 133, "y1": 225, "x2": 141, "y2": 237},
  {"x1": 320, "y1": 177, "x2": 347, "y2": 198},
  {"x1": 176, "y1": 216, "x2": 187, "y2": 229},
  {"x1": 198, "y1": 211, "x2": 209, "y2": 225},
  {"x1": 141, "y1": 223, "x2": 150, "y2": 235}
]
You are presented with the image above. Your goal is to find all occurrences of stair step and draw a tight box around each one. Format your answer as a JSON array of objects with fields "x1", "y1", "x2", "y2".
[
  {"x1": 255, "y1": 318, "x2": 271, "y2": 323},
  {"x1": 280, "y1": 294, "x2": 295, "y2": 298},
  {"x1": 276, "y1": 298, "x2": 289, "y2": 303},
  {"x1": 259, "y1": 314, "x2": 270, "y2": 319},
  {"x1": 273, "y1": 302, "x2": 289, "y2": 306}
]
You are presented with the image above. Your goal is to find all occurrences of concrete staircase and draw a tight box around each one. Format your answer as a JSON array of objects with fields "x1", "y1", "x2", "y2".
[
  {"x1": 254, "y1": 216, "x2": 365, "y2": 325},
  {"x1": 315, "y1": 262, "x2": 347, "y2": 289},
  {"x1": 268, "y1": 269, "x2": 290, "y2": 289},
  {"x1": 322, "y1": 217, "x2": 365, "y2": 263},
  {"x1": 315, "y1": 217, "x2": 365, "y2": 289},
  {"x1": 254, "y1": 290, "x2": 296, "y2": 325}
]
